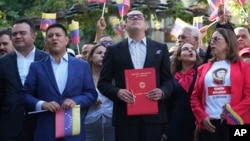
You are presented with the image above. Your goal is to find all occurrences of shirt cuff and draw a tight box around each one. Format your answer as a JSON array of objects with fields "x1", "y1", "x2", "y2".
[{"x1": 36, "y1": 100, "x2": 45, "y2": 111}]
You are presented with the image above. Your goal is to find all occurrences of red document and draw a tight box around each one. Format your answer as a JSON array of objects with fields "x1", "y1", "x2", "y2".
[{"x1": 125, "y1": 68, "x2": 158, "y2": 116}]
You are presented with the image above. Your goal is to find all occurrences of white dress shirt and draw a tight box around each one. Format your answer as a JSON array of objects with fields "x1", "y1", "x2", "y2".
[
  {"x1": 128, "y1": 37, "x2": 147, "y2": 69},
  {"x1": 16, "y1": 47, "x2": 35, "y2": 85}
]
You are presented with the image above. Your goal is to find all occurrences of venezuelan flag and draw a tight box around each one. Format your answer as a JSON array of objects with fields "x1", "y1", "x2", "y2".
[
  {"x1": 116, "y1": 0, "x2": 130, "y2": 17},
  {"x1": 40, "y1": 13, "x2": 56, "y2": 30},
  {"x1": 193, "y1": 16, "x2": 203, "y2": 29},
  {"x1": 55, "y1": 105, "x2": 81, "y2": 138},
  {"x1": 222, "y1": 104, "x2": 244, "y2": 125},
  {"x1": 69, "y1": 20, "x2": 80, "y2": 45},
  {"x1": 170, "y1": 18, "x2": 191, "y2": 38}
]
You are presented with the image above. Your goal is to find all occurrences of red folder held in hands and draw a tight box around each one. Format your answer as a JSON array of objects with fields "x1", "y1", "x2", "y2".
[{"x1": 125, "y1": 68, "x2": 158, "y2": 116}]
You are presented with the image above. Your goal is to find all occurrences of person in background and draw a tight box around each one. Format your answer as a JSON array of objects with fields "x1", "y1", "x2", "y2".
[
  {"x1": 80, "y1": 42, "x2": 96, "y2": 60},
  {"x1": 99, "y1": 35, "x2": 114, "y2": 47},
  {"x1": 67, "y1": 48, "x2": 76, "y2": 57},
  {"x1": 234, "y1": 27, "x2": 250, "y2": 51},
  {"x1": 191, "y1": 28, "x2": 250, "y2": 141},
  {"x1": 0, "y1": 28, "x2": 14, "y2": 57},
  {"x1": 85, "y1": 44, "x2": 114, "y2": 141},
  {"x1": 97, "y1": 10, "x2": 173, "y2": 141},
  {"x1": 239, "y1": 47, "x2": 250, "y2": 64},
  {"x1": 167, "y1": 43, "x2": 201, "y2": 141},
  {"x1": 176, "y1": 26, "x2": 206, "y2": 61},
  {"x1": 20, "y1": 23, "x2": 97, "y2": 141},
  {"x1": 0, "y1": 19, "x2": 48, "y2": 141}
]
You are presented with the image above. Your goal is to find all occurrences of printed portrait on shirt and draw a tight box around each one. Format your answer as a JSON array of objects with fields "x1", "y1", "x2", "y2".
[{"x1": 212, "y1": 68, "x2": 227, "y2": 85}]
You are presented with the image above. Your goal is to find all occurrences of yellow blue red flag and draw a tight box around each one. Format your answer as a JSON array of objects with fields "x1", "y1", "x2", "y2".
[
  {"x1": 222, "y1": 104, "x2": 244, "y2": 125},
  {"x1": 116, "y1": 0, "x2": 130, "y2": 18},
  {"x1": 69, "y1": 20, "x2": 80, "y2": 45},
  {"x1": 55, "y1": 105, "x2": 81, "y2": 138},
  {"x1": 40, "y1": 13, "x2": 56, "y2": 30}
]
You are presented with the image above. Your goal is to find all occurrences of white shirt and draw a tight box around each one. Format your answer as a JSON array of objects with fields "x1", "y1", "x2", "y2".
[
  {"x1": 16, "y1": 47, "x2": 35, "y2": 85},
  {"x1": 85, "y1": 88, "x2": 113, "y2": 124},
  {"x1": 50, "y1": 53, "x2": 68, "y2": 94},
  {"x1": 204, "y1": 60, "x2": 232, "y2": 119},
  {"x1": 128, "y1": 37, "x2": 147, "y2": 69}
]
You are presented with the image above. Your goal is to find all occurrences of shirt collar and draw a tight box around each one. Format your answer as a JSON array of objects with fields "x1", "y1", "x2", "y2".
[
  {"x1": 15, "y1": 47, "x2": 36, "y2": 57},
  {"x1": 128, "y1": 37, "x2": 147, "y2": 46},
  {"x1": 50, "y1": 52, "x2": 69, "y2": 63}
]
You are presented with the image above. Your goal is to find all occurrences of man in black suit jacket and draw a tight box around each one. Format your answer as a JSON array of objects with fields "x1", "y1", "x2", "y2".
[
  {"x1": 97, "y1": 10, "x2": 173, "y2": 141},
  {"x1": 0, "y1": 19, "x2": 47, "y2": 141}
]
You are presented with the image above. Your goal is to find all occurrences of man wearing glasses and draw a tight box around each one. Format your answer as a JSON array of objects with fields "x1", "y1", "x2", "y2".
[
  {"x1": 98, "y1": 10, "x2": 173, "y2": 141},
  {"x1": 100, "y1": 35, "x2": 114, "y2": 47}
]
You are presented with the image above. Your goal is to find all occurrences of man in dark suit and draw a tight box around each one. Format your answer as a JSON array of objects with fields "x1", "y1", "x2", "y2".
[
  {"x1": 21, "y1": 24, "x2": 97, "y2": 141},
  {"x1": 0, "y1": 19, "x2": 48, "y2": 141},
  {"x1": 97, "y1": 10, "x2": 173, "y2": 141}
]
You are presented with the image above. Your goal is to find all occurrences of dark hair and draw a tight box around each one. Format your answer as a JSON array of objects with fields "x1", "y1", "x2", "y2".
[
  {"x1": 13, "y1": 18, "x2": 36, "y2": 33},
  {"x1": 171, "y1": 43, "x2": 201, "y2": 74},
  {"x1": 87, "y1": 44, "x2": 106, "y2": 70},
  {"x1": 46, "y1": 23, "x2": 68, "y2": 36},
  {"x1": 0, "y1": 28, "x2": 12, "y2": 38},
  {"x1": 209, "y1": 28, "x2": 240, "y2": 62}
]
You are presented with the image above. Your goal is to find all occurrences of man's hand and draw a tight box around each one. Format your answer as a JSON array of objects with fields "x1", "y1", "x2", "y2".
[
  {"x1": 97, "y1": 17, "x2": 106, "y2": 32},
  {"x1": 117, "y1": 89, "x2": 135, "y2": 103},
  {"x1": 147, "y1": 88, "x2": 163, "y2": 101},
  {"x1": 42, "y1": 101, "x2": 60, "y2": 112},
  {"x1": 61, "y1": 98, "x2": 76, "y2": 109},
  {"x1": 199, "y1": 25, "x2": 208, "y2": 39},
  {"x1": 217, "y1": 4, "x2": 229, "y2": 25}
]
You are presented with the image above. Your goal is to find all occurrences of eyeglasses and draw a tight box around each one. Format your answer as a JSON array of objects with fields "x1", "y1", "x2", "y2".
[
  {"x1": 127, "y1": 14, "x2": 144, "y2": 21},
  {"x1": 236, "y1": 35, "x2": 247, "y2": 39},
  {"x1": 101, "y1": 40, "x2": 114, "y2": 47},
  {"x1": 208, "y1": 37, "x2": 224, "y2": 44}
]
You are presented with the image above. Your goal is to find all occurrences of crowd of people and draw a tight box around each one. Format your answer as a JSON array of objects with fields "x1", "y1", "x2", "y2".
[{"x1": 0, "y1": 4, "x2": 250, "y2": 141}]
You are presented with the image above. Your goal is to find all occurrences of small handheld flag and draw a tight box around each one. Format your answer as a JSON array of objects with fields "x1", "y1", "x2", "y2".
[
  {"x1": 170, "y1": 18, "x2": 191, "y2": 38},
  {"x1": 193, "y1": 16, "x2": 203, "y2": 29},
  {"x1": 69, "y1": 20, "x2": 80, "y2": 45},
  {"x1": 55, "y1": 105, "x2": 81, "y2": 138},
  {"x1": 116, "y1": 0, "x2": 130, "y2": 20},
  {"x1": 40, "y1": 13, "x2": 56, "y2": 30},
  {"x1": 222, "y1": 104, "x2": 244, "y2": 125}
]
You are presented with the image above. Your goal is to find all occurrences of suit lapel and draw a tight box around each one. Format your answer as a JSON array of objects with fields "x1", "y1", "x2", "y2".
[
  {"x1": 117, "y1": 39, "x2": 134, "y2": 69},
  {"x1": 42, "y1": 57, "x2": 60, "y2": 94},
  {"x1": 10, "y1": 53, "x2": 23, "y2": 87},
  {"x1": 144, "y1": 39, "x2": 156, "y2": 68}
]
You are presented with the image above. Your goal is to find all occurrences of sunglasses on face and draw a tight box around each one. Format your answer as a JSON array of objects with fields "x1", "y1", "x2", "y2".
[
  {"x1": 127, "y1": 14, "x2": 144, "y2": 21},
  {"x1": 101, "y1": 40, "x2": 114, "y2": 47},
  {"x1": 208, "y1": 37, "x2": 224, "y2": 44}
]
